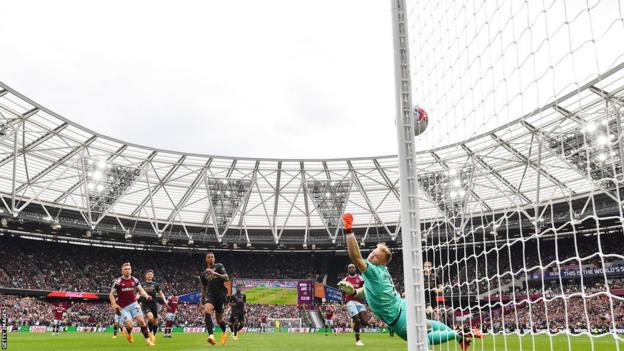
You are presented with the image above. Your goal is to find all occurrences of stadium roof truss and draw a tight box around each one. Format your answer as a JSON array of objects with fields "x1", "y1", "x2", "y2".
[{"x1": 1, "y1": 63, "x2": 624, "y2": 244}]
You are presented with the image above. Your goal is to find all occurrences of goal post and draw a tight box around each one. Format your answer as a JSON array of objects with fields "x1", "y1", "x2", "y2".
[
  {"x1": 390, "y1": 0, "x2": 429, "y2": 350},
  {"x1": 397, "y1": 0, "x2": 624, "y2": 350}
]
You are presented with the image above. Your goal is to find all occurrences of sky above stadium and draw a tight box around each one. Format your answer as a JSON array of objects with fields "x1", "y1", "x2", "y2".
[{"x1": 0, "y1": 0, "x2": 397, "y2": 159}]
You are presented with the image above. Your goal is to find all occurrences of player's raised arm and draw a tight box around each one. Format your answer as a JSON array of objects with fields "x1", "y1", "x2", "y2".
[{"x1": 342, "y1": 213, "x2": 367, "y2": 273}]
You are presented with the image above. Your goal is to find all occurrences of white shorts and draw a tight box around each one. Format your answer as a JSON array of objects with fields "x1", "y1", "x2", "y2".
[
  {"x1": 53, "y1": 319, "x2": 61, "y2": 326},
  {"x1": 346, "y1": 300, "x2": 367, "y2": 317},
  {"x1": 120, "y1": 302, "x2": 143, "y2": 323},
  {"x1": 325, "y1": 319, "x2": 333, "y2": 326},
  {"x1": 166, "y1": 313, "x2": 176, "y2": 322},
  {"x1": 114, "y1": 314, "x2": 122, "y2": 324}
]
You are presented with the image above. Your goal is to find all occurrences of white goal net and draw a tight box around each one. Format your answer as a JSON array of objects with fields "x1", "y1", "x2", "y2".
[
  {"x1": 394, "y1": 0, "x2": 624, "y2": 350},
  {"x1": 268, "y1": 317, "x2": 302, "y2": 329}
]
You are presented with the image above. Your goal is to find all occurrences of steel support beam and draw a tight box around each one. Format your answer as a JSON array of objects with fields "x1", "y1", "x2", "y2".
[
  {"x1": 430, "y1": 151, "x2": 492, "y2": 212},
  {"x1": 237, "y1": 161, "x2": 260, "y2": 228},
  {"x1": 272, "y1": 161, "x2": 282, "y2": 236},
  {"x1": 54, "y1": 144, "x2": 128, "y2": 203},
  {"x1": 373, "y1": 159, "x2": 400, "y2": 200},
  {"x1": 15, "y1": 136, "x2": 97, "y2": 193},
  {"x1": 161, "y1": 159, "x2": 212, "y2": 232},
  {"x1": 202, "y1": 159, "x2": 238, "y2": 225},
  {"x1": 461, "y1": 144, "x2": 532, "y2": 205},
  {"x1": 130, "y1": 155, "x2": 186, "y2": 216},
  {"x1": 490, "y1": 133, "x2": 576, "y2": 196},
  {"x1": 91, "y1": 151, "x2": 157, "y2": 226},
  {"x1": 522, "y1": 120, "x2": 621, "y2": 204},
  {"x1": 346, "y1": 160, "x2": 392, "y2": 235},
  {"x1": 300, "y1": 161, "x2": 311, "y2": 245},
  {"x1": 0, "y1": 122, "x2": 68, "y2": 168},
  {"x1": 553, "y1": 105, "x2": 584, "y2": 124}
]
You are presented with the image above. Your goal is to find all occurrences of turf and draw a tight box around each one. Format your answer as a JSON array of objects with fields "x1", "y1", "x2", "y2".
[
  {"x1": 5, "y1": 332, "x2": 624, "y2": 351},
  {"x1": 243, "y1": 287, "x2": 298, "y2": 305}
]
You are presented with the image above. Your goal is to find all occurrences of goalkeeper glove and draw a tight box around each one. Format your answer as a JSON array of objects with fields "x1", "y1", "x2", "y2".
[
  {"x1": 342, "y1": 213, "x2": 353, "y2": 231},
  {"x1": 338, "y1": 280, "x2": 356, "y2": 296}
]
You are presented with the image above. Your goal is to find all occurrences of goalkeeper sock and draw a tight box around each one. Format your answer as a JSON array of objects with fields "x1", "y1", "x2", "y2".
[
  {"x1": 429, "y1": 320, "x2": 453, "y2": 332},
  {"x1": 428, "y1": 330, "x2": 457, "y2": 345},
  {"x1": 205, "y1": 315, "x2": 214, "y2": 335},
  {"x1": 427, "y1": 320, "x2": 456, "y2": 345}
]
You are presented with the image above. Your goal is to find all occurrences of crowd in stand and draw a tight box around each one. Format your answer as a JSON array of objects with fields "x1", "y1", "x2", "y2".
[
  {"x1": 0, "y1": 237, "x2": 325, "y2": 294},
  {"x1": 480, "y1": 294, "x2": 624, "y2": 333},
  {"x1": 2, "y1": 234, "x2": 624, "y2": 334}
]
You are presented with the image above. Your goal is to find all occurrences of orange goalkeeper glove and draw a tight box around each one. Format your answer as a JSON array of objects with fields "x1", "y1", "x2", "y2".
[{"x1": 342, "y1": 213, "x2": 353, "y2": 233}]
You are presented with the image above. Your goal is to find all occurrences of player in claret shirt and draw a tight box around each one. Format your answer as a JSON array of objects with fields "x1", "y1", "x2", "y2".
[
  {"x1": 109, "y1": 262, "x2": 155, "y2": 346},
  {"x1": 51, "y1": 304, "x2": 66, "y2": 336},
  {"x1": 340, "y1": 263, "x2": 370, "y2": 346},
  {"x1": 163, "y1": 294, "x2": 179, "y2": 338},
  {"x1": 323, "y1": 304, "x2": 336, "y2": 336}
]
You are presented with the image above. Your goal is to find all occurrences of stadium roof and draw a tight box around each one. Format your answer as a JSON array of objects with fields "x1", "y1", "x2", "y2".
[{"x1": 0, "y1": 62, "x2": 623, "y2": 244}]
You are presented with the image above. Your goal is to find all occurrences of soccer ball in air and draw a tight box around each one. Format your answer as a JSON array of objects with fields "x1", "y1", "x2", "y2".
[{"x1": 414, "y1": 106, "x2": 429, "y2": 136}]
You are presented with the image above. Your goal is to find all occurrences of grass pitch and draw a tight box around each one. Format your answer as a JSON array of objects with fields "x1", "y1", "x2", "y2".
[
  {"x1": 6, "y1": 331, "x2": 624, "y2": 351},
  {"x1": 243, "y1": 287, "x2": 298, "y2": 305}
]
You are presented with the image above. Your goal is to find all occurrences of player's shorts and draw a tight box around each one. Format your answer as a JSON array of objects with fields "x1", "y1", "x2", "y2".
[
  {"x1": 114, "y1": 313, "x2": 123, "y2": 324},
  {"x1": 141, "y1": 300, "x2": 158, "y2": 316},
  {"x1": 346, "y1": 300, "x2": 367, "y2": 317},
  {"x1": 120, "y1": 302, "x2": 143, "y2": 323},
  {"x1": 388, "y1": 299, "x2": 407, "y2": 341},
  {"x1": 229, "y1": 311, "x2": 245, "y2": 324},
  {"x1": 201, "y1": 294, "x2": 227, "y2": 314},
  {"x1": 53, "y1": 319, "x2": 61, "y2": 326},
  {"x1": 260, "y1": 322, "x2": 268, "y2": 328},
  {"x1": 325, "y1": 319, "x2": 334, "y2": 326},
  {"x1": 165, "y1": 312, "x2": 176, "y2": 322}
]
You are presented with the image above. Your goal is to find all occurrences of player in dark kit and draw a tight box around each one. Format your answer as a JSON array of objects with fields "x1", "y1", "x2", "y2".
[
  {"x1": 164, "y1": 295, "x2": 179, "y2": 338},
  {"x1": 229, "y1": 289, "x2": 247, "y2": 341},
  {"x1": 109, "y1": 262, "x2": 155, "y2": 346},
  {"x1": 139, "y1": 270, "x2": 167, "y2": 344},
  {"x1": 340, "y1": 263, "x2": 370, "y2": 346},
  {"x1": 200, "y1": 251, "x2": 230, "y2": 345}
]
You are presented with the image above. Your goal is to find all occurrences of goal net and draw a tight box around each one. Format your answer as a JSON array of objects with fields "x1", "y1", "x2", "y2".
[
  {"x1": 393, "y1": 0, "x2": 624, "y2": 350},
  {"x1": 268, "y1": 317, "x2": 302, "y2": 329}
]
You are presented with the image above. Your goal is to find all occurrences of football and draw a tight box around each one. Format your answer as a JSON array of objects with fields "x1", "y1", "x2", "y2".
[{"x1": 414, "y1": 106, "x2": 429, "y2": 136}]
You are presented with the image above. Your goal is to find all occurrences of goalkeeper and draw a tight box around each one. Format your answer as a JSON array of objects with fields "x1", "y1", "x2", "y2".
[{"x1": 338, "y1": 213, "x2": 481, "y2": 349}]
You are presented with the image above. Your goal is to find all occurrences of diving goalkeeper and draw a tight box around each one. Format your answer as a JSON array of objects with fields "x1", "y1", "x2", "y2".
[{"x1": 338, "y1": 213, "x2": 481, "y2": 350}]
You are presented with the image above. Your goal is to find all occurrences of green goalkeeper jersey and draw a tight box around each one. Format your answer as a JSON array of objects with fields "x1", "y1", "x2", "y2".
[{"x1": 362, "y1": 259, "x2": 403, "y2": 326}]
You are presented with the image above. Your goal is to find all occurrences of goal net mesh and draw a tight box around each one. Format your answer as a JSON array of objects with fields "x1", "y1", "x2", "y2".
[
  {"x1": 401, "y1": 0, "x2": 624, "y2": 349},
  {"x1": 268, "y1": 317, "x2": 302, "y2": 329}
]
